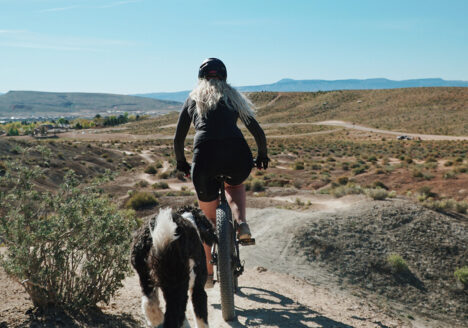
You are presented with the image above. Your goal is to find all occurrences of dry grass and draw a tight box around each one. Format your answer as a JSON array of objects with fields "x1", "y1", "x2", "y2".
[{"x1": 249, "y1": 88, "x2": 468, "y2": 135}]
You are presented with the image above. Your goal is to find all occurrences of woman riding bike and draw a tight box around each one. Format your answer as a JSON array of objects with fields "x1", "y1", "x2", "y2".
[{"x1": 173, "y1": 58, "x2": 268, "y2": 286}]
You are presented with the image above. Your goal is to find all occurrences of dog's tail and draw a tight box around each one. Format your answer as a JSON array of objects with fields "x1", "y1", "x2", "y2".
[{"x1": 151, "y1": 208, "x2": 179, "y2": 255}]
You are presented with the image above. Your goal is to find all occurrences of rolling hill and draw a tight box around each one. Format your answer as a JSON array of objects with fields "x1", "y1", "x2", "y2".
[
  {"x1": 250, "y1": 87, "x2": 468, "y2": 136},
  {"x1": 0, "y1": 91, "x2": 182, "y2": 119},
  {"x1": 136, "y1": 78, "x2": 468, "y2": 102}
]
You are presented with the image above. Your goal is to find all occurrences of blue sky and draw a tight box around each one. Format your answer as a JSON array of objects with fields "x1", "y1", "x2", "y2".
[{"x1": 0, "y1": 0, "x2": 467, "y2": 94}]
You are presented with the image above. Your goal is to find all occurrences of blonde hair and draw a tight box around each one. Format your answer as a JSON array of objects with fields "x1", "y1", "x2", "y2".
[{"x1": 189, "y1": 79, "x2": 255, "y2": 122}]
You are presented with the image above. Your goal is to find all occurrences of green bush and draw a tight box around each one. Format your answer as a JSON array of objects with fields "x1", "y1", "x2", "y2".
[
  {"x1": 0, "y1": 161, "x2": 6, "y2": 176},
  {"x1": 455, "y1": 201, "x2": 468, "y2": 214},
  {"x1": 159, "y1": 172, "x2": 169, "y2": 179},
  {"x1": 0, "y1": 166, "x2": 135, "y2": 310},
  {"x1": 387, "y1": 254, "x2": 408, "y2": 273},
  {"x1": 366, "y1": 188, "x2": 389, "y2": 200},
  {"x1": 153, "y1": 181, "x2": 169, "y2": 189},
  {"x1": 136, "y1": 180, "x2": 149, "y2": 188},
  {"x1": 352, "y1": 166, "x2": 366, "y2": 175},
  {"x1": 331, "y1": 183, "x2": 363, "y2": 198},
  {"x1": 372, "y1": 181, "x2": 388, "y2": 190},
  {"x1": 251, "y1": 179, "x2": 265, "y2": 192},
  {"x1": 443, "y1": 170, "x2": 457, "y2": 179},
  {"x1": 412, "y1": 170, "x2": 424, "y2": 178},
  {"x1": 418, "y1": 186, "x2": 434, "y2": 198},
  {"x1": 293, "y1": 161, "x2": 304, "y2": 170},
  {"x1": 125, "y1": 191, "x2": 158, "y2": 210},
  {"x1": 337, "y1": 176, "x2": 348, "y2": 185},
  {"x1": 454, "y1": 267, "x2": 468, "y2": 287},
  {"x1": 144, "y1": 165, "x2": 158, "y2": 174}
]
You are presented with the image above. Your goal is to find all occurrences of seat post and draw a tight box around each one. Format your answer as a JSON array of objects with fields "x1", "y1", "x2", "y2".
[{"x1": 219, "y1": 177, "x2": 227, "y2": 203}]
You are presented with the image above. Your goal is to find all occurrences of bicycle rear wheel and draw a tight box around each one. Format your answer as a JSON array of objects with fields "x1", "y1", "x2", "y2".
[{"x1": 216, "y1": 201, "x2": 236, "y2": 321}]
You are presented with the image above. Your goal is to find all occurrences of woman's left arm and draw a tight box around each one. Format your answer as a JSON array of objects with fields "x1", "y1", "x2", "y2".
[{"x1": 173, "y1": 101, "x2": 191, "y2": 165}]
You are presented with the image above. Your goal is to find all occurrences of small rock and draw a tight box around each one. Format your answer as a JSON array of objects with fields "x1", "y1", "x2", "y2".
[{"x1": 256, "y1": 266, "x2": 267, "y2": 273}]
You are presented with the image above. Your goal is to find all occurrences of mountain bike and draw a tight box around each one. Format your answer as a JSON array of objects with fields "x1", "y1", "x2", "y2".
[{"x1": 210, "y1": 175, "x2": 255, "y2": 321}]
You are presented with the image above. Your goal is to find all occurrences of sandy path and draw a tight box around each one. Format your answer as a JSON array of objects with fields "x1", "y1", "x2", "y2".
[
  {"x1": 140, "y1": 150, "x2": 155, "y2": 163},
  {"x1": 54, "y1": 120, "x2": 468, "y2": 141},
  {"x1": 112, "y1": 267, "x2": 404, "y2": 328},
  {"x1": 110, "y1": 203, "x2": 434, "y2": 328},
  {"x1": 0, "y1": 200, "x2": 451, "y2": 327},
  {"x1": 314, "y1": 120, "x2": 468, "y2": 140}
]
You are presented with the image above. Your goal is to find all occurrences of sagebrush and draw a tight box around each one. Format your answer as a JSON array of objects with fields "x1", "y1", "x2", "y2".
[{"x1": 0, "y1": 155, "x2": 136, "y2": 310}]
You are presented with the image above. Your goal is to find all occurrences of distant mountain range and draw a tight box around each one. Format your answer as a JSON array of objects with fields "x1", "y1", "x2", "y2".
[
  {"x1": 135, "y1": 78, "x2": 468, "y2": 102},
  {"x1": 0, "y1": 91, "x2": 181, "y2": 119}
]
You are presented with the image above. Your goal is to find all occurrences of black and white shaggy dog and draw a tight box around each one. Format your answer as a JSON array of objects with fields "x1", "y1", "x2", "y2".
[{"x1": 131, "y1": 206, "x2": 216, "y2": 328}]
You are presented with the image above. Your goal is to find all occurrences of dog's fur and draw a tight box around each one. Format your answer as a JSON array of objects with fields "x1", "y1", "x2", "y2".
[{"x1": 131, "y1": 206, "x2": 216, "y2": 328}]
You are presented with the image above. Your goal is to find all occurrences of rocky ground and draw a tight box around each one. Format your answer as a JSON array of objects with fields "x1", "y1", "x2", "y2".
[{"x1": 289, "y1": 198, "x2": 467, "y2": 323}]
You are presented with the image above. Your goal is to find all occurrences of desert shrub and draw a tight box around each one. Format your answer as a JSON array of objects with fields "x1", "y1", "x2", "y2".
[
  {"x1": 331, "y1": 183, "x2": 363, "y2": 198},
  {"x1": 155, "y1": 162, "x2": 163, "y2": 169},
  {"x1": 366, "y1": 188, "x2": 389, "y2": 200},
  {"x1": 153, "y1": 181, "x2": 169, "y2": 189},
  {"x1": 293, "y1": 180, "x2": 302, "y2": 189},
  {"x1": 0, "y1": 165, "x2": 135, "y2": 310},
  {"x1": 337, "y1": 176, "x2": 349, "y2": 185},
  {"x1": 443, "y1": 170, "x2": 457, "y2": 179},
  {"x1": 444, "y1": 161, "x2": 453, "y2": 167},
  {"x1": 176, "y1": 171, "x2": 187, "y2": 181},
  {"x1": 387, "y1": 254, "x2": 408, "y2": 273},
  {"x1": 159, "y1": 172, "x2": 169, "y2": 179},
  {"x1": 352, "y1": 166, "x2": 366, "y2": 175},
  {"x1": 372, "y1": 181, "x2": 388, "y2": 190},
  {"x1": 251, "y1": 179, "x2": 265, "y2": 192},
  {"x1": 0, "y1": 161, "x2": 6, "y2": 176},
  {"x1": 266, "y1": 178, "x2": 289, "y2": 187},
  {"x1": 412, "y1": 170, "x2": 424, "y2": 178},
  {"x1": 144, "y1": 165, "x2": 158, "y2": 174},
  {"x1": 136, "y1": 180, "x2": 149, "y2": 188},
  {"x1": 125, "y1": 191, "x2": 158, "y2": 210},
  {"x1": 418, "y1": 186, "x2": 434, "y2": 198},
  {"x1": 455, "y1": 201, "x2": 468, "y2": 214},
  {"x1": 311, "y1": 163, "x2": 322, "y2": 170},
  {"x1": 293, "y1": 161, "x2": 304, "y2": 170},
  {"x1": 454, "y1": 267, "x2": 468, "y2": 287},
  {"x1": 421, "y1": 198, "x2": 468, "y2": 213}
]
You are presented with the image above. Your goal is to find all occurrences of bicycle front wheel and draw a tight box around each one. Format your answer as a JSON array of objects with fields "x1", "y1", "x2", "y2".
[{"x1": 216, "y1": 201, "x2": 236, "y2": 321}]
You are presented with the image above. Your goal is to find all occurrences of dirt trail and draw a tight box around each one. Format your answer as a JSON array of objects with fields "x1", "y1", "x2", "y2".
[
  {"x1": 0, "y1": 198, "x2": 456, "y2": 327},
  {"x1": 55, "y1": 120, "x2": 468, "y2": 142},
  {"x1": 110, "y1": 266, "x2": 403, "y2": 328},
  {"x1": 314, "y1": 120, "x2": 468, "y2": 140},
  {"x1": 107, "y1": 201, "x2": 442, "y2": 328}
]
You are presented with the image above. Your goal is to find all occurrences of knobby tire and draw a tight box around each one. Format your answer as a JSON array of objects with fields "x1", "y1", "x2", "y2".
[{"x1": 216, "y1": 201, "x2": 236, "y2": 321}]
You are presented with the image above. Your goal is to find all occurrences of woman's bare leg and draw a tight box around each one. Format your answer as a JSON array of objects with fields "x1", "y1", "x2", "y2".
[
  {"x1": 225, "y1": 183, "x2": 246, "y2": 224},
  {"x1": 199, "y1": 199, "x2": 218, "y2": 275}
]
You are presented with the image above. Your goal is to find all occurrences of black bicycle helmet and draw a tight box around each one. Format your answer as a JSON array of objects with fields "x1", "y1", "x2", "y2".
[{"x1": 198, "y1": 58, "x2": 227, "y2": 80}]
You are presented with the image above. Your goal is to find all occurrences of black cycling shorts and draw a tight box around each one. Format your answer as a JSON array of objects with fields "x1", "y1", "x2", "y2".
[{"x1": 191, "y1": 138, "x2": 253, "y2": 202}]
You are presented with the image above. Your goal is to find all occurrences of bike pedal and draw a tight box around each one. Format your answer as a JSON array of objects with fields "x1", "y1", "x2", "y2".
[{"x1": 239, "y1": 238, "x2": 256, "y2": 246}]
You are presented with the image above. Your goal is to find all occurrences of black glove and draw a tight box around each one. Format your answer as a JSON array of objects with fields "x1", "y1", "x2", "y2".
[
  {"x1": 176, "y1": 160, "x2": 191, "y2": 176},
  {"x1": 255, "y1": 155, "x2": 269, "y2": 170}
]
